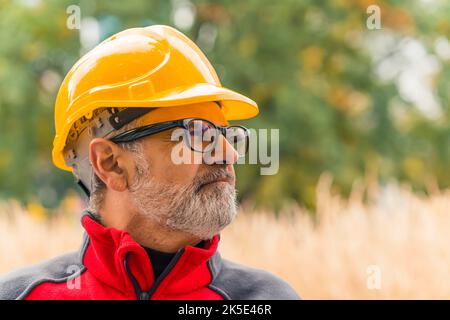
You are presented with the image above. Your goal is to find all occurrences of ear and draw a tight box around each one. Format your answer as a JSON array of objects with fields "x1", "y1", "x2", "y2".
[{"x1": 89, "y1": 138, "x2": 131, "y2": 192}]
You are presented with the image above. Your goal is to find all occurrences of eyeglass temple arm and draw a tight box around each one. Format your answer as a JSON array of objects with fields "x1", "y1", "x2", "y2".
[{"x1": 110, "y1": 121, "x2": 182, "y2": 143}]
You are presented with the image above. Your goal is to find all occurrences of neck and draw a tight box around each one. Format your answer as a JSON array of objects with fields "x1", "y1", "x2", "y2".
[
  {"x1": 98, "y1": 194, "x2": 202, "y2": 253},
  {"x1": 126, "y1": 213, "x2": 203, "y2": 253}
]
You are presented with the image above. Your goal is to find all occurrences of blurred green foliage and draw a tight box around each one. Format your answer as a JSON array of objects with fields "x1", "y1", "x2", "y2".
[{"x1": 0, "y1": 0, "x2": 449, "y2": 210}]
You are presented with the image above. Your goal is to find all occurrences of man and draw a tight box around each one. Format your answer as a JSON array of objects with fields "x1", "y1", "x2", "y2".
[{"x1": 0, "y1": 25, "x2": 299, "y2": 300}]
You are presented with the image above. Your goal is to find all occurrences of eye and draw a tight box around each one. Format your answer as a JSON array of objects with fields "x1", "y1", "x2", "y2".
[{"x1": 188, "y1": 120, "x2": 214, "y2": 137}]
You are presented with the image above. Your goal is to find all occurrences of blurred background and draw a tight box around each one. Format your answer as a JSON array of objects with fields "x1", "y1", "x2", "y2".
[{"x1": 0, "y1": 0, "x2": 449, "y2": 298}]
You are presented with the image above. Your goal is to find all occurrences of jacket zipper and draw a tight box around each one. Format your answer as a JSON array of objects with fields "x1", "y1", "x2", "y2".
[{"x1": 123, "y1": 249, "x2": 185, "y2": 300}]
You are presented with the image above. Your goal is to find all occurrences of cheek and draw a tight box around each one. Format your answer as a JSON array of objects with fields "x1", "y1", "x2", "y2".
[
  {"x1": 147, "y1": 143, "x2": 200, "y2": 185},
  {"x1": 169, "y1": 163, "x2": 199, "y2": 184}
]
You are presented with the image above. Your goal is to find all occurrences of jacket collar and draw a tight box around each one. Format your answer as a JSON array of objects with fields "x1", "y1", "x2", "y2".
[{"x1": 79, "y1": 211, "x2": 221, "y2": 298}]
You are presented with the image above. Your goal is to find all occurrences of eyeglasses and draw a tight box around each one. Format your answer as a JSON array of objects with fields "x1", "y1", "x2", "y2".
[{"x1": 109, "y1": 118, "x2": 250, "y2": 157}]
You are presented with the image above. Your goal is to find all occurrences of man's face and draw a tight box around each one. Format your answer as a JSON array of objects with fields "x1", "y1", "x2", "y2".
[{"x1": 126, "y1": 127, "x2": 239, "y2": 240}]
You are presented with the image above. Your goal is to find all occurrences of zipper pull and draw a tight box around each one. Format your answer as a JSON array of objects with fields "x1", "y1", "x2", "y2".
[{"x1": 139, "y1": 292, "x2": 150, "y2": 300}]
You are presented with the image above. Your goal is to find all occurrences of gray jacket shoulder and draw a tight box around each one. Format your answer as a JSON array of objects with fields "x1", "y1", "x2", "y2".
[
  {"x1": 0, "y1": 251, "x2": 82, "y2": 300},
  {"x1": 209, "y1": 256, "x2": 300, "y2": 300}
]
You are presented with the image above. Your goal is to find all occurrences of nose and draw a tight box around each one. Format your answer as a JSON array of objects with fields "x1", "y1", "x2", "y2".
[{"x1": 203, "y1": 134, "x2": 239, "y2": 165}]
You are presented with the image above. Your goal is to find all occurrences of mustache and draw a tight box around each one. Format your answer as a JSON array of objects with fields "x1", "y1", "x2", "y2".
[{"x1": 194, "y1": 167, "x2": 234, "y2": 193}]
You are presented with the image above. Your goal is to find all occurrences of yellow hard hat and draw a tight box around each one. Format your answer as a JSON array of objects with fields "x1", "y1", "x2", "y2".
[{"x1": 52, "y1": 24, "x2": 259, "y2": 172}]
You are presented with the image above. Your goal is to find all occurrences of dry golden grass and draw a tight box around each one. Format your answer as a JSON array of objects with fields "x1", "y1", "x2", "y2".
[{"x1": 0, "y1": 174, "x2": 449, "y2": 299}]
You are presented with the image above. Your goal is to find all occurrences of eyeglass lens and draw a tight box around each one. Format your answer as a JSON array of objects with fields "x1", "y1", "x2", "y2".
[{"x1": 185, "y1": 119, "x2": 248, "y2": 156}]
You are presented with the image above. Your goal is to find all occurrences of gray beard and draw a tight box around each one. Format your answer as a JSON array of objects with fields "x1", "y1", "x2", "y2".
[{"x1": 128, "y1": 152, "x2": 238, "y2": 240}]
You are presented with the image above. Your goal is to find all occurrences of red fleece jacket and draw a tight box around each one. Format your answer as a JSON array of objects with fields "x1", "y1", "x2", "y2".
[{"x1": 0, "y1": 211, "x2": 300, "y2": 300}]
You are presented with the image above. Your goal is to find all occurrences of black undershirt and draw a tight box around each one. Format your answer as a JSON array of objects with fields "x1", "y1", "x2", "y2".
[{"x1": 143, "y1": 240, "x2": 206, "y2": 280}]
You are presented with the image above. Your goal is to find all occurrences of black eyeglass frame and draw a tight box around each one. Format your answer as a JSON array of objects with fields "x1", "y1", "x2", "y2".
[{"x1": 109, "y1": 118, "x2": 250, "y2": 156}]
